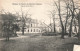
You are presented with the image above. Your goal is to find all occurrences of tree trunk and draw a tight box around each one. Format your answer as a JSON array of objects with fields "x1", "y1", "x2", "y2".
[
  {"x1": 22, "y1": 22, "x2": 25, "y2": 35},
  {"x1": 22, "y1": 27, "x2": 24, "y2": 35},
  {"x1": 69, "y1": 17, "x2": 73, "y2": 37},
  {"x1": 58, "y1": 0, "x2": 64, "y2": 39},
  {"x1": 61, "y1": 26, "x2": 65, "y2": 39},
  {"x1": 68, "y1": 0, "x2": 75, "y2": 37},
  {"x1": 74, "y1": 19, "x2": 77, "y2": 34},
  {"x1": 64, "y1": 7, "x2": 69, "y2": 34},
  {"x1": 69, "y1": 12, "x2": 74, "y2": 37},
  {"x1": 64, "y1": 18, "x2": 67, "y2": 34},
  {"x1": 78, "y1": 11, "x2": 80, "y2": 40},
  {"x1": 53, "y1": 15, "x2": 56, "y2": 33},
  {"x1": 78, "y1": 22, "x2": 80, "y2": 40},
  {"x1": 54, "y1": 22, "x2": 56, "y2": 33},
  {"x1": 6, "y1": 30, "x2": 9, "y2": 41}
]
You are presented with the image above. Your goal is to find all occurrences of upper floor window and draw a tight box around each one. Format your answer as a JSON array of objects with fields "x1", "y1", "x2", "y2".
[{"x1": 31, "y1": 24, "x2": 32, "y2": 27}]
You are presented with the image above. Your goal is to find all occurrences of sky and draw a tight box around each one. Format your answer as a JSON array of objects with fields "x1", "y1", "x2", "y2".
[
  {"x1": 0, "y1": 0, "x2": 80, "y2": 25},
  {"x1": 0, "y1": 0, "x2": 55, "y2": 24}
]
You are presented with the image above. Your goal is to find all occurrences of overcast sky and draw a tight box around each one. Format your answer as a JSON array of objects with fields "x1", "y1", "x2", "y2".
[{"x1": 0, "y1": 0, "x2": 80, "y2": 25}]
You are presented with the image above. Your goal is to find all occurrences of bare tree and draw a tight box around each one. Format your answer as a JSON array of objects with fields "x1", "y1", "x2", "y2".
[
  {"x1": 65, "y1": 0, "x2": 80, "y2": 37},
  {"x1": 20, "y1": 7, "x2": 31, "y2": 35},
  {"x1": 67, "y1": 0, "x2": 75, "y2": 37},
  {"x1": 54, "y1": 0, "x2": 65, "y2": 38},
  {"x1": 49, "y1": 11, "x2": 56, "y2": 33},
  {"x1": 63, "y1": 0, "x2": 79, "y2": 37},
  {"x1": 76, "y1": 10, "x2": 80, "y2": 40}
]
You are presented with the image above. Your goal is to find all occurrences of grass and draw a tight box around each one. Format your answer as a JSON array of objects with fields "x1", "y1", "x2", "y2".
[{"x1": 0, "y1": 34, "x2": 78, "y2": 51}]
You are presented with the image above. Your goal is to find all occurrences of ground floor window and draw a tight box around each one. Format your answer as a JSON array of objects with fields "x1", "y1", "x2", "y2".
[
  {"x1": 28, "y1": 29, "x2": 29, "y2": 32},
  {"x1": 26, "y1": 28, "x2": 41, "y2": 33},
  {"x1": 31, "y1": 29, "x2": 32, "y2": 32},
  {"x1": 34, "y1": 29, "x2": 35, "y2": 32}
]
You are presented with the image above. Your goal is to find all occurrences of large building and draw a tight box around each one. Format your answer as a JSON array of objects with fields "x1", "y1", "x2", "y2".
[
  {"x1": 24, "y1": 20, "x2": 42, "y2": 33},
  {"x1": 17, "y1": 18, "x2": 43, "y2": 34}
]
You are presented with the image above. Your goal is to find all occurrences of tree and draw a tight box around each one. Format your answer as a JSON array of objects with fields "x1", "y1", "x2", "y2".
[
  {"x1": 76, "y1": 10, "x2": 80, "y2": 40},
  {"x1": 67, "y1": 0, "x2": 75, "y2": 37},
  {"x1": 64, "y1": 1, "x2": 70, "y2": 35},
  {"x1": 49, "y1": 11, "x2": 56, "y2": 33},
  {"x1": 11, "y1": 24, "x2": 20, "y2": 36},
  {"x1": 1, "y1": 12, "x2": 19, "y2": 41},
  {"x1": 54, "y1": 0, "x2": 65, "y2": 38},
  {"x1": 64, "y1": 0, "x2": 79, "y2": 37},
  {"x1": 19, "y1": 7, "x2": 32, "y2": 35}
]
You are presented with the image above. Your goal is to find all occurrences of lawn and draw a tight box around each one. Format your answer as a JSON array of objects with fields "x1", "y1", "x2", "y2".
[{"x1": 0, "y1": 35, "x2": 78, "y2": 51}]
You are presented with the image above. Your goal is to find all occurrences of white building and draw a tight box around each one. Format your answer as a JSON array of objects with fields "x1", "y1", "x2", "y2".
[
  {"x1": 17, "y1": 18, "x2": 43, "y2": 34},
  {"x1": 24, "y1": 21, "x2": 42, "y2": 33}
]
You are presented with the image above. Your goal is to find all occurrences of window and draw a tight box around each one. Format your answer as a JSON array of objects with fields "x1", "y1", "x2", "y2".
[
  {"x1": 28, "y1": 29, "x2": 29, "y2": 32},
  {"x1": 31, "y1": 24, "x2": 32, "y2": 27},
  {"x1": 34, "y1": 29, "x2": 35, "y2": 32},
  {"x1": 31, "y1": 29, "x2": 32, "y2": 32},
  {"x1": 37, "y1": 29, "x2": 38, "y2": 32},
  {"x1": 39, "y1": 30, "x2": 40, "y2": 32}
]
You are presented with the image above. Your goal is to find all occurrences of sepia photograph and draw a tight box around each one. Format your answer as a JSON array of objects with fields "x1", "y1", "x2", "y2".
[{"x1": 0, "y1": 0, "x2": 80, "y2": 51}]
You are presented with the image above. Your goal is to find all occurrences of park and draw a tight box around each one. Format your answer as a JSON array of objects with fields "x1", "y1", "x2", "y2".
[{"x1": 0, "y1": 0, "x2": 80, "y2": 51}]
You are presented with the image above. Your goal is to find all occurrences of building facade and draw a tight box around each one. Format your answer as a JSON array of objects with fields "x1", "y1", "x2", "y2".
[
  {"x1": 24, "y1": 23, "x2": 42, "y2": 33},
  {"x1": 17, "y1": 18, "x2": 43, "y2": 34}
]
